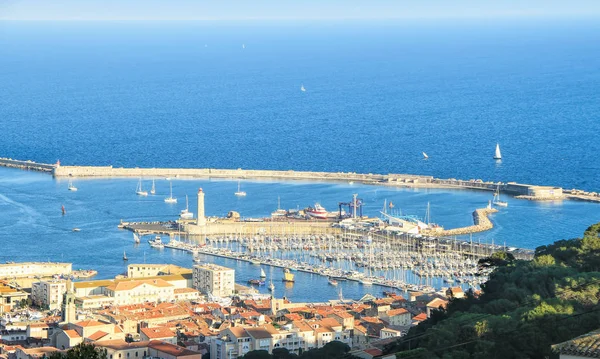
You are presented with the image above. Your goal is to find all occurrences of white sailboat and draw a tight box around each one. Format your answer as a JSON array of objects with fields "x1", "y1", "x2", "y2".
[
  {"x1": 422, "y1": 152, "x2": 429, "y2": 159},
  {"x1": 269, "y1": 280, "x2": 275, "y2": 292},
  {"x1": 123, "y1": 251, "x2": 128, "y2": 261},
  {"x1": 494, "y1": 143, "x2": 502, "y2": 160},
  {"x1": 260, "y1": 268, "x2": 266, "y2": 279},
  {"x1": 164, "y1": 181, "x2": 177, "y2": 203},
  {"x1": 179, "y1": 195, "x2": 194, "y2": 219},
  {"x1": 136, "y1": 178, "x2": 148, "y2": 196},
  {"x1": 300, "y1": 84, "x2": 306, "y2": 92},
  {"x1": 234, "y1": 181, "x2": 246, "y2": 197},
  {"x1": 133, "y1": 233, "x2": 140, "y2": 244},
  {"x1": 493, "y1": 185, "x2": 508, "y2": 207},
  {"x1": 68, "y1": 179, "x2": 78, "y2": 191},
  {"x1": 271, "y1": 197, "x2": 286, "y2": 217},
  {"x1": 150, "y1": 179, "x2": 156, "y2": 195}
]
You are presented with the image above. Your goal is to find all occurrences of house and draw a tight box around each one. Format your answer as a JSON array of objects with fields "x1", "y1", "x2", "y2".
[
  {"x1": 382, "y1": 308, "x2": 411, "y2": 327},
  {"x1": 26, "y1": 323, "x2": 50, "y2": 340},
  {"x1": 446, "y1": 287, "x2": 464, "y2": 299},
  {"x1": 426, "y1": 298, "x2": 449, "y2": 318},
  {"x1": 15, "y1": 346, "x2": 63, "y2": 359},
  {"x1": 148, "y1": 340, "x2": 202, "y2": 359},
  {"x1": 55, "y1": 329, "x2": 83, "y2": 350},
  {"x1": 552, "y1": 329, "x2": 600, "y2": 359},
  {"x1": 380, "y1": 328, "x2": 403, "y2": 339},
  {"x1": 412, "y1": 312, "x2": 428, "y2": 326},
  {"x1": 140, "y1": 326, "x2": 177, "y2": 344},
  {"x1": 95, "y1": 339, "x2": 151, "y2": 359}
]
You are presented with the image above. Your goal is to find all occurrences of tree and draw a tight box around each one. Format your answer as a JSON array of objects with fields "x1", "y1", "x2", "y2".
[
  {"x1": 243, "y1": 350, "x2": 272, "y2": 359},
  {"x1": 46, "y1": 343, "x2": 108, "y2": 359}
]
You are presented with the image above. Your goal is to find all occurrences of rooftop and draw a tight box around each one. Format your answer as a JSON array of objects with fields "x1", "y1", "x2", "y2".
[{"x1": 193, "y1": 263, "x2": 234, "y2": 272}]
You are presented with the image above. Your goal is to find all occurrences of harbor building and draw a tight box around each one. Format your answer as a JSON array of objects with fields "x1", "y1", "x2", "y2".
[
  {"x1": 31, "y1": 279, "x2": 67, "y2": 310},
  {"x1": 0, "y1": 262, "x2": 71, "y2": 279},
  {"x1": 193, "y1": 263, "x2": 234, "y2": 298}
]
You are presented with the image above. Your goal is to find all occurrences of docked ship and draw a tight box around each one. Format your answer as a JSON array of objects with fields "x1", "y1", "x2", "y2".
[
  {"x1": 148, "y1": 236, "x2": 164, "y2": 249},
  {"x1": 306, "y1": 203, "x2": 328, "y2": 219},
  {"x1": 248, "y1": 279, "x2": 265, "y2": 286},
  {"x1": 282, "y1": 268, "x2": 295, "y2": 282}
]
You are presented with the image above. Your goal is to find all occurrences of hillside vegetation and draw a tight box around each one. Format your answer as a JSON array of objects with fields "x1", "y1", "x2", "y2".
[{"x1": 385, "y1": 223, "x2": 600, "y2": 359}]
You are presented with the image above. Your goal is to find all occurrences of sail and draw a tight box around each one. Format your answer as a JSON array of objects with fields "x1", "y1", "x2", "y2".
[
  {"x1": 422, "y1": 152, "x2": 428, "y2": 159},
  {"x1": 260, "y1": 268, "x2": 266, "y2": 277},
  {"x1": 494, "y1": 143, "x2": 502, "y2": 159}
]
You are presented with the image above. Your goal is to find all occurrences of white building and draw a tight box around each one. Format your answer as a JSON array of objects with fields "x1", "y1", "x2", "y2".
[
  {"x1": 32, "y1": 279, "x2": 67, "y2": 310},
  {"x1": 105, "y1": 278, "x2": 176, "y2": 306},
  {"x1": 0, "y1": 262, "x2": 71, "y2": 279},
  {"x1": 193, "y1": 263, "x2": 234, "y2": 298}
]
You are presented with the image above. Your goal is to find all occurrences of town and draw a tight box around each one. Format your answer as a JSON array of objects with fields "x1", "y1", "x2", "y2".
[{"x1": 0, "y1": 260, "x2": 461, "y2": 359}]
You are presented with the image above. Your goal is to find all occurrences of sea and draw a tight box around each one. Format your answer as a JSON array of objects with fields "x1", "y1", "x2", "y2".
[{"x1": 0, "y1": 19, "x2": 599, "y2": 302}]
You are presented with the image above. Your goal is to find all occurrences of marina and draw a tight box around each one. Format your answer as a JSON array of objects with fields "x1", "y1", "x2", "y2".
[{"x1": 1, "y1": 165, "x2": 599, "y2": 303}]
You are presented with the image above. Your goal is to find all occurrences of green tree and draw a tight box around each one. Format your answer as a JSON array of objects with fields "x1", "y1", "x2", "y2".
[
  {"x1": 46, "y1": 343, "x2": 108, "y2": 359},
  {"x1": 243, "y1": 350, "x2": 272, "y2": 359}
]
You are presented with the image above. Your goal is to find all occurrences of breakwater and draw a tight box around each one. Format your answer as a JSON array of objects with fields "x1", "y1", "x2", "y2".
[
  {"x1": 437, "y1": 208, "x2": 499, "y2": 236},
  {"x1": 2, "y1": 157, "x2": 600, "y2": 203},
  {"x1": 0, "y1": 158, "x2": 55, "y2": 173}
]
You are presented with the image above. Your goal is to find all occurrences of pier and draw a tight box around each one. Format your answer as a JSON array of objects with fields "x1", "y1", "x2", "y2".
[
  {"x1": 436, "y1": 208, "x2": 499, "y2": 237},
  {"x1": 2, "y1": 157, "x2": 600, "y2": 203}
]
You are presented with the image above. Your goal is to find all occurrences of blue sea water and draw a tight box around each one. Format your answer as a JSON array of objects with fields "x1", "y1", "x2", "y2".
[
  {"x1": 1, "y1": 20, "x2": 600, "y2": 190},
  {"x1": 1, "y1": 20, "x2": 600, "y2": 302}
]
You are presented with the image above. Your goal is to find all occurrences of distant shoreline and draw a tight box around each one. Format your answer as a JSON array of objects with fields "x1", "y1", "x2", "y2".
[{"x1": 1, "y1": 157, "x2": 599, "y2": 203}]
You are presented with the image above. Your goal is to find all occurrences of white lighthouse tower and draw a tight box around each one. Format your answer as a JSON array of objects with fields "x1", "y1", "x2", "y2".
[{"x1": 197, "y1": 188, "x2": 206, "y2": 226}]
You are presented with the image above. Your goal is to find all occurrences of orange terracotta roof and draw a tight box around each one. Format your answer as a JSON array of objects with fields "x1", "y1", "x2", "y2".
[
  {"x1": 364, "y1": 348, "x2": 383, "y2": 356},
  {"x1": 148, "y1": 340, "x2": 199, "y2": 357},
  {"x1": 74, "y1": 320, "x2": 105, "y2": 328},
  {"x1": 387, "y1": 308, "x2": 409, "y2": 317},
  {"x1": 141, "y1": 327, "x2": 175, "y2": 339},
  {"x1": 63, "y1": 330, "x2": 81, "y2": 339},
  {"x1": 413, "y1": 313, "x2": 427, "y2": 322},
  {"x1": 87, "y1": 331, "x2": 109, "y2": 341},
  {"x1": 427, "y1": 298, "x2": 449, "y2": 309}
]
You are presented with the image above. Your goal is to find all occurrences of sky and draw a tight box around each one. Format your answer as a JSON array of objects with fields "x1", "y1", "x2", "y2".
[{"x1": 1, "y1": 0, "x2": 600, "y2": 21}]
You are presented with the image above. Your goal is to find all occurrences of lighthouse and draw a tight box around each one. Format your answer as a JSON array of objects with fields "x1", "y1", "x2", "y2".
[{"x1": 197, "y1": 188, "x2": 206, "y2": 226}]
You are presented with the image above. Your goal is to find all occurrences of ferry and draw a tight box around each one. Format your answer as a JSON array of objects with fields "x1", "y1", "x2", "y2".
[{"x1": 306, "y1": 203, "x2": 328, "y2": 219}]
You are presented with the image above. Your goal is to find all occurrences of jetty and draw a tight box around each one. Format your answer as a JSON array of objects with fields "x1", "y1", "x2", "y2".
[
  {"x1": 436, "y1": 208, "x2": 499, "y2": 237},
  {"x1": 2, "y1": 157, "x2": 600, "y2": 203}
]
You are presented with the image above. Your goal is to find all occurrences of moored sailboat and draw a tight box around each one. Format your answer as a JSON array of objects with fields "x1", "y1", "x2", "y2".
[
  {"x1": 179, "y1": 195, "x2": 194, "y2": 219},
  {"x1": 234, "y1": 181, "x2": 247, "y2": 197},
  {"x1": 136, "y1": 178, "x2": 148, "y2": 196},
  {"x1": 164, "y1": 181, "x2": 177, "y2": 203}
]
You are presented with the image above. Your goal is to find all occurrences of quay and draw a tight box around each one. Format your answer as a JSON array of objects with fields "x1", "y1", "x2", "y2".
[{"x1": 2, "y1": 157, "x2": 600, "y2": 203}]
